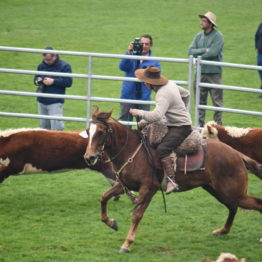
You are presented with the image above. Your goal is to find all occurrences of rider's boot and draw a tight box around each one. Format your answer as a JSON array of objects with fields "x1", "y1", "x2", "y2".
[{"x1": 161, "y1": 155, "x2": 179, "y2": 194}]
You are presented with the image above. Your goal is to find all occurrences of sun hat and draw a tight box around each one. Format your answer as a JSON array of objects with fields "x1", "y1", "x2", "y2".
[
  {"x1": 199, "y1": 11, "x2": 217, "y2": 26},
  {"x1": 134, "y1": 66, "x2": 168, "y2": 85}
]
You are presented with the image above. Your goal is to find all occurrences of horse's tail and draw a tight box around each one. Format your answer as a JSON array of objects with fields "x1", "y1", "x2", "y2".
[{"x1": 237, "y1": 151, "x2": 262, "y2": 179}]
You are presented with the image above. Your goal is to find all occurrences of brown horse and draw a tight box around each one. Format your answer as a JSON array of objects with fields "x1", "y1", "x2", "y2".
[
  {"x1": 201, "y1": 121, "x2": 262, "y2": 163},
  {"x1": 84, "y1": 106, "x2": 262, "y2": 253}
]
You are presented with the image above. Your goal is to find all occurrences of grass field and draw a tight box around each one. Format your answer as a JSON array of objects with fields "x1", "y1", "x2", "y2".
[{"x1": 1, "y1": 0, "x2": 262, "y2": 261}]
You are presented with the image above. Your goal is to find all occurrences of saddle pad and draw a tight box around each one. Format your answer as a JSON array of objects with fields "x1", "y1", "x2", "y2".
[
  {"x1": 176, "y1": 142, "x2": 206, "y2": 173},
  {"x1": 148, "y1": 140, "x2": 207, "y2": 173}
]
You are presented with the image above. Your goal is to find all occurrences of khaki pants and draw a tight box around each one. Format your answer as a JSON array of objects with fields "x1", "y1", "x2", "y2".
[{"x1": 198, "y1": 73, "x2": 223, "y2": 127}]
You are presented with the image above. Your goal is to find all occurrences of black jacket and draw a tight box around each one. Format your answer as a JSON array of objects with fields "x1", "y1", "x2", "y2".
[{"x1": 34, "y1": 56, "x2": 72, "y2": 105}]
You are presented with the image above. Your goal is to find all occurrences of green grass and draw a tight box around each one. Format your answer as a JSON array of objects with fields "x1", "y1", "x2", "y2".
[
  {"x1": 1, "y1": 0, "x2": 262, "y2": 261},
  {"x1": 1, "y1": 172, "x2": 262, "y2": 262}
]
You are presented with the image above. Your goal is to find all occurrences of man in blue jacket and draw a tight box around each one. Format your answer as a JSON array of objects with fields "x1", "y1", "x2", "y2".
[
  {"x1": 255, "y1": 22, "x2": 262, "y2": 97},
  {"x1": 34, "y1": 46, "x2": 72, "y2": 130},
  {"x1": 119, "y1": 34, "x2": 161, "y2": 124}
]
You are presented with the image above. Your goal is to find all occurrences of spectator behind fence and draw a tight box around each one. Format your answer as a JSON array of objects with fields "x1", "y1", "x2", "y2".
[
  {"x1": 188, "y1": 11, "x2": 224, "y2": 127},
  {"x1": 119, "y1": 34, "x2": 161, "y2": 125},
  {"x1": 255, "y1": 22, "x2": 262, "y2": 98},
  {"x1": 34, "y1": 46, "x2": 72, "y2": 130}
]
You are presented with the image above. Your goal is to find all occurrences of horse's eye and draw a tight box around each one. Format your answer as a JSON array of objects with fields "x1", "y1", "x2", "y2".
[{"x1": 97, "y1": 130, "x2": 105, "y2": 136}]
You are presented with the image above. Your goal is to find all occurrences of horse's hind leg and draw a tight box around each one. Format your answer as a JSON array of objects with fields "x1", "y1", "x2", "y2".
[
  {"x1": 202, "y1": 185, "x2": 238, "y2": 235},
  {"x1": 212, "y1": 207, "x2": 238, "y2": 235},
  {"x1": 120, "y1": 186, "x2": 157, "y2": 253},
  {"x1": 101, "y1": 182, "x2": 125, "y2": 231},
  {"x1": 238, "y1": 194, "x2": 262, "y2": 212}
]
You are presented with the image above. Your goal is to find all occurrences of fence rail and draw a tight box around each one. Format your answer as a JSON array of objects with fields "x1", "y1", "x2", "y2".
[
  {"x1": 0, "y1": 46, "x2": 262, "y2": 129},
  {"x1": 0, "y1": 46, "x2": 192, "y2": 126}
]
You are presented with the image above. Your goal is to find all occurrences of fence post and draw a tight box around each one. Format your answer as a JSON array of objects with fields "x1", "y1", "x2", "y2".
[
  {"x1": 194, "y1": 56, "x2": 202, "y2": 128},
  {"x1": 187, "y1": 55, "x2": 194, "y2": 113},
  {"x1": 87, "y1": 55, "x2": 92, "y2": 127}
]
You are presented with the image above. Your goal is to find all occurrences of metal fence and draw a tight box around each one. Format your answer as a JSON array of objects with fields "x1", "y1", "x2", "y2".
[
  {"x1": 0, "y1": 46, "x2": 193, "y2": 127},
  {"x1": 0, "y1": 46, "x2": 262, "y2": 129},
  {"x1": 194, "y1": 56, "x2": 262, "y2": 127}
]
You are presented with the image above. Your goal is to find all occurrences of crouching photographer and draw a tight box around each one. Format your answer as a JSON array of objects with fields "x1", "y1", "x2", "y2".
[{"x1": 119, "y1": 34, "x2": 161, "y2": 125}]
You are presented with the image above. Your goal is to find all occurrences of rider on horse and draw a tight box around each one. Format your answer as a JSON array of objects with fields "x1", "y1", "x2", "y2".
[{"x1": 130, "y1": 66, "x2": 193, "y2": 194}]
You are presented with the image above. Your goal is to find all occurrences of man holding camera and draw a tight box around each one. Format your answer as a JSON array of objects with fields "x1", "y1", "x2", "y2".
[
  {"x1": 34, "y1": 46, "x2": 72, "y2": 130},
  {"x1": 119, "y1": 34, "x2": 161, "y2": 124}
]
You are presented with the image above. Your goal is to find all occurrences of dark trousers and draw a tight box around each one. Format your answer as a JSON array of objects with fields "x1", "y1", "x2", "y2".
[
  {"x1": 120, "y1": 103, "x2": 150, "y2": 122},
  {"x1": 157, "y1": 125, "x2": 192, "y2": 159}
]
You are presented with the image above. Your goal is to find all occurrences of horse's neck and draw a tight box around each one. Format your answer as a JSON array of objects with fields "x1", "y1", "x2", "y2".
[{"x1": 108, "y1": 126, "x2": 139, "y2": 164}]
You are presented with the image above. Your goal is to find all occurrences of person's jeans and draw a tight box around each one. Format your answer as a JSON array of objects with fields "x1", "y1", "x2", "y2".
[{"x1": 38, "y1": 102, "x2": 64, "y2": 130}]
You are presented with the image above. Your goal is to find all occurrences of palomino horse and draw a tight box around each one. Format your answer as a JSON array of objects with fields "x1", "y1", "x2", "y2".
[
  {"x1": 201, "y1": 121, "x2": 262, "y2": 163},
  {"x1": 84, "y1": 106, "x2": 262, "y2": 253}
]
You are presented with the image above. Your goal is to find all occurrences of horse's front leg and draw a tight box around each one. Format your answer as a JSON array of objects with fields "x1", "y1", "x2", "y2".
[
  {"x1": 120, "y1": 186, "x2": 157, "y2": 253},
  {"x1": 101, "y1": 182, "x2": 124, "y2": 231}
]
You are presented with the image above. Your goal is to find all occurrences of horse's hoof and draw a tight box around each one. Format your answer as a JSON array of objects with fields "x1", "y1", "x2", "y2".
[
  {"x1": 212, "y1": 228, "x2": 228, "y2": 235},
  {"x1": 119, "y1": 248, "x2": 130, "y2": 253},
  {"x1": 111, "y1": 220, "x2": 118, "y2": 231}
]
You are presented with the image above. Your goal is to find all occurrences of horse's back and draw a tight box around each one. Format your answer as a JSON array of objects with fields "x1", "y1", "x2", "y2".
[{"x1": 205, "y1": 139, "x2": 247, "y2": 178}]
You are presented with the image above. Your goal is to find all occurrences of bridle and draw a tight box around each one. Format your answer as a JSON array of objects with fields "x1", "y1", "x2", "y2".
[{"x1": 88, "y1": 119, "x2": 130, "y2": 164}]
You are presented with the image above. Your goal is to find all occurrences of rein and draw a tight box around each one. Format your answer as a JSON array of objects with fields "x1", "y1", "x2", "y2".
[{"x1": 113, "y1": 141, "x2": 143, "y2": 176}]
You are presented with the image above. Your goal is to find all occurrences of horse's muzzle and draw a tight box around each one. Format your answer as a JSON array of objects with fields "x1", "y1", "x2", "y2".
[{"x1": 84, "y1": 155, "x2": 99, "y2": 166}]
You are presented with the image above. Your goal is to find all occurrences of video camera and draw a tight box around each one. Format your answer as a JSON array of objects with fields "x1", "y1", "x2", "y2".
[{"x1": 132, "y1": 38, "x2": 143, "y2": 56}]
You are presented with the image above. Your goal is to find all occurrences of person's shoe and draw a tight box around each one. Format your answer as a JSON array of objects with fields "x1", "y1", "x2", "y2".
[{"x1": 258, "y1": 94, "x2": 262, "y2": 98}]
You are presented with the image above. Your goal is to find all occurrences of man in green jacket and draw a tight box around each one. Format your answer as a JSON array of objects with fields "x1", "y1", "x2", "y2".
[{"x1": 188, "y1": 11, "x2": 224, "y2": 127}]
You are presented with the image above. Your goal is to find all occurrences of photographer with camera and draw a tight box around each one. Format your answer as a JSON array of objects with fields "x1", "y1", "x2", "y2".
[
  {"x1": 119, "y1": 34, "x2": 161, "y2": 125},
  {"x1": 34, "y1": 46, "x2": 72, "y2": 130}
]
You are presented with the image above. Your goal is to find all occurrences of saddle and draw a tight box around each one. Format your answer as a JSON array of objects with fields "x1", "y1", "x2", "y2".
[{"x1": 142, "y1": 123, "x2": 207, "y2": 173}]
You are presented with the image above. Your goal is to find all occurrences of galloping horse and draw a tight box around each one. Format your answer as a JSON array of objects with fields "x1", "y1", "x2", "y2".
[
  {"x1": 84, "y1": 106, "x2": 262, "y2": 253},
  {"x1": 201, "y1": 121, "x2": 262, "y2": 163}
]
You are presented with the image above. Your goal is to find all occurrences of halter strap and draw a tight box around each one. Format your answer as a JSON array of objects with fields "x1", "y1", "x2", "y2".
[{"x1": 90, "y1": 119, "x2": 129, "y2": 163}]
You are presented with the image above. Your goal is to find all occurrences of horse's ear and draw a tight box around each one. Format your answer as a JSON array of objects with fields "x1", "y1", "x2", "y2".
[
  {"x1": 92, "y1": 105, "x2": 100, "y2": 119},
  {"x1": 98, "y1": 110, "x2": 112, "y2": 120}
]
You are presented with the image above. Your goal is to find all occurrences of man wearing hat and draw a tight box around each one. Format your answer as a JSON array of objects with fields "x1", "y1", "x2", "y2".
[
  {"x1": 188, "y1": 11, "x2": 224, "y2": 127},
  {"x1": 130, "y1": 66, "x2": 192, "y2": 194}
]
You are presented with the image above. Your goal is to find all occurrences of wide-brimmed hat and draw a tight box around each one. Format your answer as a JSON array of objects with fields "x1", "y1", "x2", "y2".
[
  {"x1": 135, "y1": 66, "x2": 168, "y2": 85},
  {"x1": 199, "y1": 11, "x2": 217, "y2": 26}
]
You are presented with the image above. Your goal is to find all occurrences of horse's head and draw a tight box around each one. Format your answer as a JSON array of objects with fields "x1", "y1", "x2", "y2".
[{"x1": 84, "y1": 105, "x2": 113, "y2": 166}]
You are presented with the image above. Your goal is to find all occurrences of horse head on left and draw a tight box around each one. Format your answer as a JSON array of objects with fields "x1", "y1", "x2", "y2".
[{"x1": 84, "y1": 105, "x2": 113, "y2": 166}]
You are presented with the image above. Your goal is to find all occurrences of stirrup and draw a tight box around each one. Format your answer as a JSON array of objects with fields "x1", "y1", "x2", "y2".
[{"x1": 166, "y1": 177, "x2": 179, "y2": 194}]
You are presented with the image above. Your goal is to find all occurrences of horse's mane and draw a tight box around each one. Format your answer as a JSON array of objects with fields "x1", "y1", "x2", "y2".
[{"x1": 0, "y1": 128, "x2": 44, "y2": 138}]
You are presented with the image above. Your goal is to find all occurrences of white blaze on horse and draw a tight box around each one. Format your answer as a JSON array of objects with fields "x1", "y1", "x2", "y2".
[
  {"x1": 201, "y1": 121, "x2": 262, "y2": 164},
  {"x1": 0, "y1": 128, "x2": 116, "y2": 186},
  {"x1": 84, "y1": 105, "x2": 262, "y2": 253}
]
